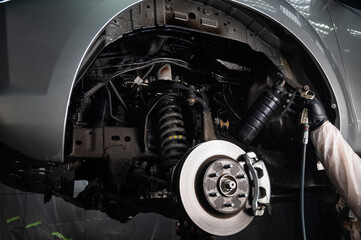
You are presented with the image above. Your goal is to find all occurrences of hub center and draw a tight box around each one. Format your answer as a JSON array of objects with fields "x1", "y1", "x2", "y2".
[
  {"x1": 219, "y1": 175, "x2": 238, "y2": 196},
  {"x1": 202, "y1": 158, "x2": 250, "y2": 214}
]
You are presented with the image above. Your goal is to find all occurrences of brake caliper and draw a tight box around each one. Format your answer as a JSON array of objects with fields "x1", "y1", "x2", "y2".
[{"x1": 242, "y1": 152, "x2": 271, "y2": 216}]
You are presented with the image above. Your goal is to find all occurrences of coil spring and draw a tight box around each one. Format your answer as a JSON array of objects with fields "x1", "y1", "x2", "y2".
[{"x1": 157, "y1": 94, "x2": 188, "y2": 171}]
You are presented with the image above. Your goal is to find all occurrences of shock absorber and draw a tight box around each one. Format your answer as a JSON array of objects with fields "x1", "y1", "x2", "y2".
[{"x1": 156, "y1": 94, "x2": 188, "y2": 175}]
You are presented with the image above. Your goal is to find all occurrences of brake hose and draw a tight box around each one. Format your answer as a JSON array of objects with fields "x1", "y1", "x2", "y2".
[{"x1": 300, "y1": 108, "x2": 309, "y2": 240}]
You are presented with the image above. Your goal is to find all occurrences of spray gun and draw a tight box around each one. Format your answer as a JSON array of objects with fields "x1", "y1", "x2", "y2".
[
  {"x1": 275, "y1": 74, "x2": 313, "y2": 240},
  {"x1": 237, "y1": 70, "x2": 316, "y2": 239},
  {"x1": 238, "y1": 71, "x2": 315, "y2": 144},
  {"x1": 297, "y1": 87, "x2": 315, "y2": 240},
  {"x1": 239, "y1": 72, "x2": 315, "y2": 240},
  {"x1": 238, "y1": 70, "x2": 313, "y2": 240}
]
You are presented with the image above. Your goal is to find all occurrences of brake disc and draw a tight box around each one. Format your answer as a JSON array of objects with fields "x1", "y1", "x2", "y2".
[{"x1": 178, "y1": 140, "x2": 254, "y2": 236}]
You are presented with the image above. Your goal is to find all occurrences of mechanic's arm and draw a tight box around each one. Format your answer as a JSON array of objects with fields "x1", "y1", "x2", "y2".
[{"x1": 300, "y1": 98, "x2": 361, "y2": 219}]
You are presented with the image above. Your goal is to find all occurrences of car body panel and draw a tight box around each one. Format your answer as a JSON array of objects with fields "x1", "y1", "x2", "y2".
[
  {"x1": 0, "y1": 0, "x2": 360, "y2": 163},
  {"x1": 326, "y1": 1, "x2": 361, "y2": 138},
  {"x1": 0, "y1": 0, "x2": 141, "y2": 162}
]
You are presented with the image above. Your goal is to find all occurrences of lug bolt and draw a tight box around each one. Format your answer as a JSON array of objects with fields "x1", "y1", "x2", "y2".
[
  {"x1": 209, "y1": 192, "x2": 220, "y2": 197},
  {"x1": 223, "y1": 164, "x2": 233, "y2": 169},
  {"x1": 225, "y1": 202, "x2": 235, "y2": 207},
  {"x1": 236, "y1": 174, "x2": 246, "y2": 179},
  {"x1": 238, "y1": 193, "x2": 248, "y2": 198},
  {"x1": 209, "y1": 172, "x2": 220, "y2": 177}
]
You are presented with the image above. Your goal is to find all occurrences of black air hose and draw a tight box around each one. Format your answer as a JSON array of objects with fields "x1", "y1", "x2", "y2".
[{"x1": 239, "y1": 81, "x2": 287, "y2": 144}]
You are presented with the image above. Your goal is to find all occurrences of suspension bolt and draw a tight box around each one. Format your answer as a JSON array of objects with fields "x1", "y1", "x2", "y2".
[
  {"x1": 209, "y1": 192, "x2": 220, "y2": 197},
  {"x1": 209, "y1": 172, "x2": 220, "y2": 177},
  {"x1": 225, "y1": 202, "x2": 235, "y2": 207},
  {"x1": 238, "y1": 193, "x2": 248, "y2": 198},
  {"x1": 187, "y1": 98, "x2": 196, "y2": 106},
  {"x1": 223, "y1": 164, "x2": 233, "y2": 169}
]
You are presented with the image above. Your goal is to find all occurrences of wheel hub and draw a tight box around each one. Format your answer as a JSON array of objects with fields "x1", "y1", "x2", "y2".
[
  {"x1": 203, "y1": 159, "x2": 249, "y2": 214},
  {"x1": 177, "y1": 140, "x2": 254, "y2": 236}
]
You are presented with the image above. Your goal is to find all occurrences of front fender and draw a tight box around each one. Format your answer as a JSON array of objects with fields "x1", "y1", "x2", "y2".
[{"x1": 0, "y1": 0, "x2": 141, "y2": 162}]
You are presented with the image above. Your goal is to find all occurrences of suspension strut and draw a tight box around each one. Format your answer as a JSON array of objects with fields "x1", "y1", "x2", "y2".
[{"x1": 156, "y1": 94, "x2": 188, "y2": 176}]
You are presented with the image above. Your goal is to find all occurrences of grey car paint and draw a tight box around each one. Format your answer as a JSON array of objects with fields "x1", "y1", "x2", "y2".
[
  {"x1": 326, "y1": 1, "x2": 361, "y2": 137},
  {"x1": 285, "y1": 0, "x2": 361, "y2": 149},
  {"x1": 0, "y1": 0, "x2": 141, "y2": 162},
  {"x1": 0, "y1": 0, "x2": 360, "y2": 163}
]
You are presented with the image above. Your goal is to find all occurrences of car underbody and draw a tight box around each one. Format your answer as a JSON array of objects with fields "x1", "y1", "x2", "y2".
[{"x1": 0, "y1": 0, "x2": 344, "y2": 238}]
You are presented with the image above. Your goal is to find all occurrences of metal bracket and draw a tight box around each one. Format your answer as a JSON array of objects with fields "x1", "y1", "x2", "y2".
[{"x1": 242, "y1": 152, "x2": 271, "y2": 216}]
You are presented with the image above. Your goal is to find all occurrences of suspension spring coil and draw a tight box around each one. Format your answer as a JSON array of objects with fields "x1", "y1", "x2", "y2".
[{"x1": 156, "y1": 94, "x2": 188, "y2": 172}]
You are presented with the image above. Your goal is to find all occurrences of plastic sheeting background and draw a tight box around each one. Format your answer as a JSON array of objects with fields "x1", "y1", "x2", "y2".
[
  {"x1": 0, "y1": 183, "x2": 179, "y2": 240},
  {"x1": 1, "y1": 182, "x2": 343, "y2": 240}
]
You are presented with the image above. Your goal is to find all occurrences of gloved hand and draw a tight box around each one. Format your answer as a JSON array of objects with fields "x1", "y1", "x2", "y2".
[{"x1": 296, "y1": 97, "x2": 328, "y2": 131}]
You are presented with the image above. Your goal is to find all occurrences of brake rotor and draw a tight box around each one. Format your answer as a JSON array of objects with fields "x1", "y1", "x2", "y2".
[{"x1": 178, "y1": 140, "x2": 253, "y2": 236}]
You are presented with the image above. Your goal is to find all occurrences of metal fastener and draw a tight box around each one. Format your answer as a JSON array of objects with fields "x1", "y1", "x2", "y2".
[
  {"x1": 209, "y1": 172, "x2": 220, "y2": 177},
  {"x1": 224, "y1": 180, "x2": 236, "y2": 190},
  {"x1": 223, "y1": 164, "x2": 233, "y2": 169},
  {"x1": 209, "y1": 192, "x2": 220, "y2": 197},
  {"x1": 238, "y1": 193, "x2": 248, "y2": 198},
  {"x1": 225, "y1": 202, "x2": 235, "y2": 207},
  {"x1": 236, "y1": 174, "x2": 246, "y2": 179}
]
